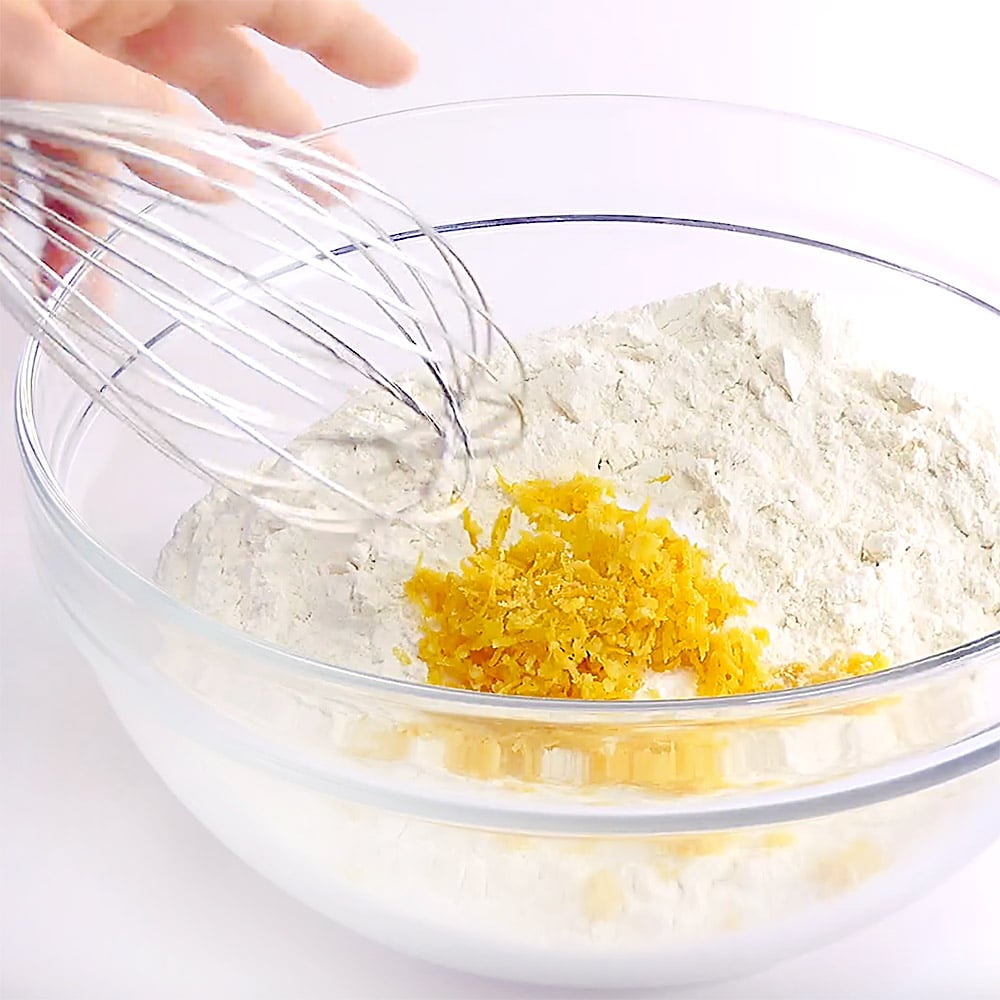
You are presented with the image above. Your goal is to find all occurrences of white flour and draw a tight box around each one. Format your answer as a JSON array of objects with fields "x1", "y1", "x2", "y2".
[
  {"x1": 155, "y1": 284, "x2": 1000, "y2": 955},
  {"x1": 159, "y1": 283, "x2": 1000, "y2": 682}
]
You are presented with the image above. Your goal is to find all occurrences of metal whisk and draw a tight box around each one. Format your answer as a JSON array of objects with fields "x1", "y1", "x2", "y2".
[{"x1": 0, "y1": 100, "x2": 524, "y2": 530}]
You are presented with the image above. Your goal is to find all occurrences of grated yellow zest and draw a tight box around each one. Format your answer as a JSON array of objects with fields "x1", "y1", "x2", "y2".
[
  {"x1": 404, "y1": 474, "x2": 888, "y2": 700},
  {"x1": 392, "y1": 646, "x2": 413, "y2": 667}
]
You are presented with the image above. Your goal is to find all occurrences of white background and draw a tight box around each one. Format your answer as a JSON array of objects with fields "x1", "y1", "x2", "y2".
[{"x1": 3, "y1": 1, "x2": 1000, "y2": 997}]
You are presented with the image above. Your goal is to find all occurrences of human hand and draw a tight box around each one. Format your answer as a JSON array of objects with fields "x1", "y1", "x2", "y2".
[
  {"x1": 2, "y1": 0, "x2": 415, "y2": 135},
  {"x1": 0, "y1": 0, "x2": 415, "y2": 281}
]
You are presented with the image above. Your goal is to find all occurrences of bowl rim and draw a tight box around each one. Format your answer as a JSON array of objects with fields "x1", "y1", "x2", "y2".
[
  {"x1": 320, "y1": 92, "x2": 1000, "y2": 186},
  {"x1": 14, "y1": 92, "x2": 1000, "y2": 720}
]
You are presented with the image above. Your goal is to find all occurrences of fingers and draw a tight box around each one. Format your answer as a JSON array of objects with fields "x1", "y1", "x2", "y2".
[
  {"x1": 27, "y1": 1, "x2": 415, "y2": 183},
  {"x1": 44, "y1": 0, "x2": 417, "y2": 89},
  {"x1": 5, "y1": 6, "x2": 233, "y2": 201},
  {"x1": 118, "y1": 11, "x2": 357, "y2": 203},
  {"x1": 2, "y1": 0, "x2": 416, "y2": 297},
  {"x1": 6, "y1": 11, "x2": 189, "y2": 115},
  {"x1": 45, "y1": 0, "x2": 175, "y2": 41},
  {"x1": 0, "y1": 140, "x2": 22, "y2": 258},
  {"x1": 120, "y1": 14, "x2": 325, "y2": 139},
  {"x1": 41, "y1": 36, "x2": 228, "y2": 199},
  {"x1": 31, "y1": 139, "x2": 115, "y2": 289},
  {"x1": 8, "y1": 23, "x2": 210, "y2": 193},
  {"x1": 202, "y1": 0, "x2": 418, "y2": 88}
]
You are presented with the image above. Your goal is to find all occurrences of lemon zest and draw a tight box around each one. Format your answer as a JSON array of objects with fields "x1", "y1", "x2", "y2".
[{"x1": 406, "y1": 474, "x2": 886, "y2": 700}]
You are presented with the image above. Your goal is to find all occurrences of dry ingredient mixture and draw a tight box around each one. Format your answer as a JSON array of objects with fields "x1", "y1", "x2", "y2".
[
  {"x1": 156, "y1": 283, "x2": 1000, "y2": 949},
  {"x1": 160, "y1": 283, "x2": 1000, "y2": 688}
]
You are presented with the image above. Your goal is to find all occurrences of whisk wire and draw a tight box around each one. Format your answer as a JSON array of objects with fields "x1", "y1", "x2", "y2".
[{"x1": 0, "y1": 101, "x2": 525, "y2": 530}]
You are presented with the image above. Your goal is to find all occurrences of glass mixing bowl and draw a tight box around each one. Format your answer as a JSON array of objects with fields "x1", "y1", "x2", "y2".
[{"x1": 14, "y1": 96, "x2": 1000, "y2": 989}]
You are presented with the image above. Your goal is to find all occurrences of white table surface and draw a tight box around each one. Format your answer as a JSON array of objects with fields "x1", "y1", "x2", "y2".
[{"x1": 3, "y1": 2, "x2": 999, "y2": 997}]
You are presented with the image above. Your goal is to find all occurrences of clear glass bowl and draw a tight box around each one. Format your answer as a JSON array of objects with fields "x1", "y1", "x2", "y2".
[{"x1": 15, "y1": 96, "x2": 1000, "y2": 989}]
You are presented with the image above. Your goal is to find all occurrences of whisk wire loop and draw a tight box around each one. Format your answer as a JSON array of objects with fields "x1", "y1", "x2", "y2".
[{"x1": 0, "y1": 101, "x2": 525, "y2": 530}]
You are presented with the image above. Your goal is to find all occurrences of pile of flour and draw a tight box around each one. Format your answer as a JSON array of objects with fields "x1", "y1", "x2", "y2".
[
  {"x1": 152, "y1": 283, "x2": 999, "y2": 959},
  {"x1": 158, "y1": 283, "x2": 1000, "y2": 685}
]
